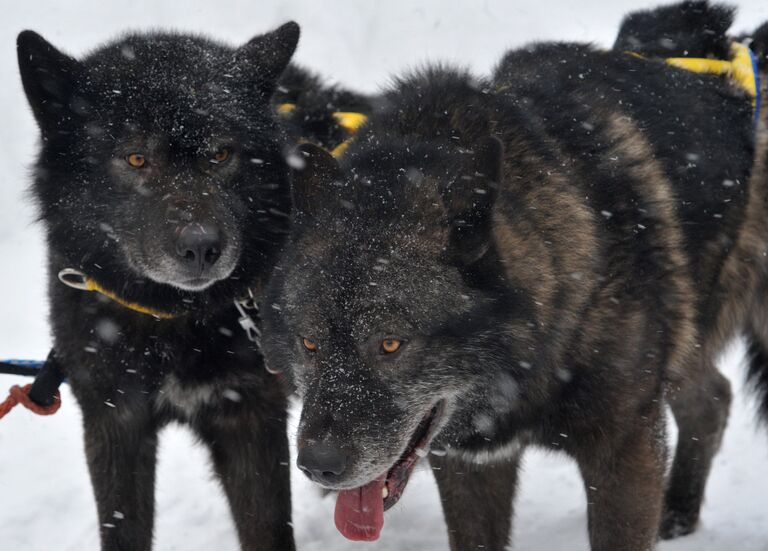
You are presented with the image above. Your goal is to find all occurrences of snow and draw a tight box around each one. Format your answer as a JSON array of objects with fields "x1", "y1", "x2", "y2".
[{"x1": 2, "y1": 1, "x2": 768, "y2": 549}]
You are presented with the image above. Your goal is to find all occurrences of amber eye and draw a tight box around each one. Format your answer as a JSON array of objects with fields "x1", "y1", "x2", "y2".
[
  {"x1": 211, "y1": 148, "x2": 230, "y2": 164},
  {"x1": 126, "y1": 153, "x2": 146, "y2": 168},
  {"x1": 302, "y1": 337, "x2": 318, "y2": 352},
  {"x1": 381, "y1": 339, "x2": 402, "y2": 354}
]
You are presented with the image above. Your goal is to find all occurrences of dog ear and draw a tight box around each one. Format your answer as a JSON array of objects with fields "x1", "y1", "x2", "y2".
[
  {"x1": 237, "y1": 21, "x2": 300, "y2": 98},
  {"x1": 291, "y1": 143, "x2": 343, "y2": 218},
  {"x1": 17, "y1": 31, "x2": 81, "y2": 132},
  {"x1": 441, "y1": 136, "x2": 503, "y2": 264}
]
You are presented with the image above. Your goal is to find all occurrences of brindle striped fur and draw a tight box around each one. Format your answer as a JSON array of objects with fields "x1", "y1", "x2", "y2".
[{"x1": 262, "y1": 7, "x2": 768, "y2": 551}]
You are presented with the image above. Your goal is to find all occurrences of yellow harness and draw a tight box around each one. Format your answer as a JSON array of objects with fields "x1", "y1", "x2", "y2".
[
  {"x1": 58, "y1": 268, "x2": 177, "y2": 319},
  {"x1": 276, "y1": 102, "x2": 369, "y2": 158},
  {"x1": 628, "y1": 42, "x2": 761, "y2": 112}
]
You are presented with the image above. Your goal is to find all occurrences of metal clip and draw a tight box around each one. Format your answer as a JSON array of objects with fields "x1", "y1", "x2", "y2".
[
  {"x1": 234, "y1": 289, "x2": 260, "y2": 343},
  {"x1": 238, "y1": 288, "x2": 259, "y2": 312},
  {"x1": 238, "y1": 315, "x2": 261, "y2": 343}
]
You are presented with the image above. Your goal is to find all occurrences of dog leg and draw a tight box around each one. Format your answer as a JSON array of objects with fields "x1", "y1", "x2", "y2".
[
  {"x1": 577, "y1": 411, "x2": 666, "y2": 551},
  {"x1": 194, "y1": 402, "x2": 295, "y2": 551},
  {"x1": 746, "y1": 287, "x2": 768, "y2": 426},
  {"x1": 430, "y1": 452, "x2": 520, "y2": 551},
  {"x1": 661, "y1": 359, "x2": 731, "y2": 539},
  {"x1": 82, "y1": 405, "x2": 158, "y2": 551}
]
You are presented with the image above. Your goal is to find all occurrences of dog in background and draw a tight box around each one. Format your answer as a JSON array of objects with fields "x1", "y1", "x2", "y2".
[
  {"x1": 275, "y1": 63, "x2": 372, "y2": 152},
  {"x1": 616, "y1": 0, "x2": 768, "y2": 537}
]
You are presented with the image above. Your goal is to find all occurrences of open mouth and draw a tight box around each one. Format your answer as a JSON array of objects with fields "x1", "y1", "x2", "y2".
[{"x1": 334, "y1": 400, "x2": 445, "y2": 542}]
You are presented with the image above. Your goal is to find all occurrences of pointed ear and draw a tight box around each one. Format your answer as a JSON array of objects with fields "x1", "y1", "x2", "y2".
[
  {"x1": 236, "y1": 21, "x2": 300, "y2": 98},
  {"x1": 17, "y1": 30, "x2": 80, "y2": 131},
  {"x1": 442, "y1": 136, "x2": 503, "y2": 264},
  {"x1": 291, "y1": 143, "x2": 343, "y2": 218}
]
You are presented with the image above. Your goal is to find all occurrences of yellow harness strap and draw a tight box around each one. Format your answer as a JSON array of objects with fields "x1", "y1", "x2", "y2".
[
  {"x1": 629, "y1": 42, "x2": 759, "y2": 102},
  {"x1": 666, "y1": 43, "x2": 758, "y2": 99},
  {"x1": 332, "y1": 111, "x2": 369, "y2": 133},
  {"x1": 276, "y1": 102, "x2": 297, "y2": 115},
  {"x1": 58, "y1": 268, "x2": 177, "y2": 319},
  {"x1": 276, "y1": 102, "x2": 369, "y2": 158},
  {"x1": 329, "y1": 138, "x2": 354, "y2": 158}
]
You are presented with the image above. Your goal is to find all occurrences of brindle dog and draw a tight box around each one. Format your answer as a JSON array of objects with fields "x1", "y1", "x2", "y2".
[{"x1": 261, "y1": 3, "x2": 768, "y2": 550}]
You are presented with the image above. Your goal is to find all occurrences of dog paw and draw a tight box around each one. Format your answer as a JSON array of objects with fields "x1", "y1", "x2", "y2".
[{"x1": 659, "y1": 509, "x2": 699, "y2": 540}]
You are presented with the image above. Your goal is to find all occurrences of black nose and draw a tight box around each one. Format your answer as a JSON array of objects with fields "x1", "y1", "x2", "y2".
[
  {"x1": 175, "y1": 222, "x2": 222, "y2": 272},
  {"x1": 297, "y1": 443, "x2": 347, "y2": 483}
]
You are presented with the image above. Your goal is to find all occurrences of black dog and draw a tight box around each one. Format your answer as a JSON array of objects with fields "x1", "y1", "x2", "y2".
[
  {"x1": 261, "y1": 3, "x2": 765, "y2": 550},
  {"x1": 18, "y1": 24, "x2": 302, "y2": 550},
  {"x1": 274, "y1": 63, "x2": 373, "y2": 153}
]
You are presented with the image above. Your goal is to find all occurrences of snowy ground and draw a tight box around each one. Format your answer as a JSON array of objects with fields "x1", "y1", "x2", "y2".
[{"x1": 2, "y1": 1, "x2": 768, "y2": 549}]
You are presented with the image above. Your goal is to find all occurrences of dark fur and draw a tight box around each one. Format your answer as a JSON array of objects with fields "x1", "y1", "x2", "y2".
[
  {"x1": 617, "y1": 1, "x2": 768, "y2": 536},
  {"x1": 17, "y1": 25, "x2": 304, "y2": 550},
  {"x1": 262, "y1": 5, "x2": 762, "y2": 550},
  {"x1": 743, "y1": 23, "x2": 768, "y2": 423},
  {"x1": 274, "y1": 64, "x2": 373, "y2": 151},
  {"x1": 751, "y1": 22, "x2": 768, "y2": 69},
  {"x1": 613, "y1": 0, "x2": 734, "y2": 58}
]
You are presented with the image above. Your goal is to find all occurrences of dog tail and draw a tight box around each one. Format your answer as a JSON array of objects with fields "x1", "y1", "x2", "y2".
[{"x1": 613, "y1": 0, "x2": 735, "y2": 58}]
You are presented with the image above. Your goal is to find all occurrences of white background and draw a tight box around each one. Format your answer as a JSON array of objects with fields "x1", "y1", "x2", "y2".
[{"x1": 1, "y1": 1, "x2": 768, "y2": 549}]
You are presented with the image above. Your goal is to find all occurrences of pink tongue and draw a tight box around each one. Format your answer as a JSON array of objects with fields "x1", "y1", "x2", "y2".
[{"x1": 334, "y1": 476, "x2": 385, "y2": 541}]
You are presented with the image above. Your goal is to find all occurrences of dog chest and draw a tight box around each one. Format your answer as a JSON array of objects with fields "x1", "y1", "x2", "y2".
[{"x1": 156, "y1": 373, "x2": 219, "y2": 418}]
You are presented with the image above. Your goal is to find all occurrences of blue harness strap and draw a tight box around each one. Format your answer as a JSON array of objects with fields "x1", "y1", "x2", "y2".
[
  {"x1": 0, "y1": 359, "x2": 46, "y2": 377},
  {"x1": 1, "y1": 359, "x2": 46, "y2": 367}
]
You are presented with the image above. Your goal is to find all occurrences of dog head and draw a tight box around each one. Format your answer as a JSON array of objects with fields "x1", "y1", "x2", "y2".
[
  {"x1": 262, "y1": 136, "x2": 534, "y2": 534},
  {"x1": 18, "y1": 24, "x2": 299, "y2": 301}
]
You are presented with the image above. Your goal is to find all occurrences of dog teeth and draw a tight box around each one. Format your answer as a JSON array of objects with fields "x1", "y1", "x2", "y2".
[{"x1": 382, "y1": 485, "x2": 389, "y2": 499}]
